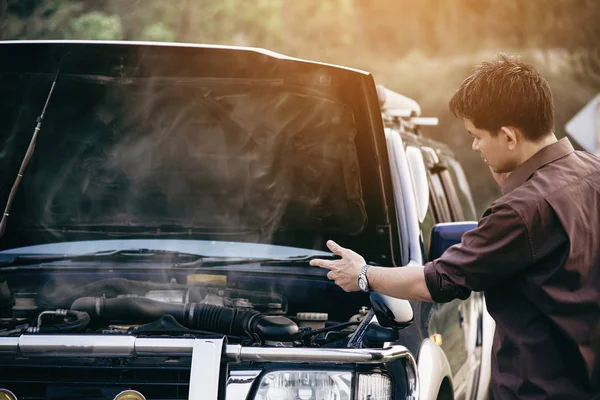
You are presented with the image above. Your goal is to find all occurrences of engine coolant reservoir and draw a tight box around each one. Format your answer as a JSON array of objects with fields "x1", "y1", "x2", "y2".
[{"x1": 296, "y1": 312, "x2": 328, "y2": 330}]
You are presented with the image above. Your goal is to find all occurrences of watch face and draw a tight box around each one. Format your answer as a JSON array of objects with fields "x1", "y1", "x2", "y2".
[{"x1": 358, "y1": 277, "x2": 367, "y2": 291}]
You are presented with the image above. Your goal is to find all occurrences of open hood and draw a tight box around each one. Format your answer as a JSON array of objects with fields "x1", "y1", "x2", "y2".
[{"x1": 0, "y1": 41, "x2": 401, "y2": 265}]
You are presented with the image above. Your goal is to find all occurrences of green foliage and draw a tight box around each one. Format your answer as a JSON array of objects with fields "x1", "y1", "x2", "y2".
[
  {"x1": 1, "y1": 0, "x2": 85, "y2": 40},
  {"x1": 69, "y1": 11, "x2": 123, "y2": 40},
  {"x1": 140, "y1": 22, "x2": 175, "y2": 42},
  {"x1": 2, "y1": 0, "x2": 599, "y2": 211},
  {"x1": 174, "y1": 0, "x2": 282, "y2": 47},
  {"x1": 4, "y1": 0, "x2": 600, "y2": 53}
]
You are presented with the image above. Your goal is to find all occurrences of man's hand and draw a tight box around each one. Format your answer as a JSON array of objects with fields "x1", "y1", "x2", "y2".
[
  {"x1": 309, "y1": 240, "x2": 366, "y2": 292},
  {"x1": 310, "y1": 240, "x2": 433, "y2": 301}
]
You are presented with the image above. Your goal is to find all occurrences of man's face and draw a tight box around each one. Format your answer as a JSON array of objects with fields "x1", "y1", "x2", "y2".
[{"x1": 465, "y1": 119, "x2": 518, "y2": 174}]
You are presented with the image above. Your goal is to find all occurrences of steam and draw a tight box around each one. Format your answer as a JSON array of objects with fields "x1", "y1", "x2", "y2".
[
  {"x1": 1, "y1": 69, "x2": 367, "y2": 259},
  {"x1": 0, "y1": 57, "x2": 370, "y2": 331}
]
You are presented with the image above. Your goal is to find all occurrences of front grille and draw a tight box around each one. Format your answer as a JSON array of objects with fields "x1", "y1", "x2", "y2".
[{"x1": 0, "y1": 358, "x2": 193, "y2": 400}]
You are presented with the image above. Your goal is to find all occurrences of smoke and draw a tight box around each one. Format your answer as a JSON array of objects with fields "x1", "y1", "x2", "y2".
[
  {"x1": 0, "y1": 63, "x2": 369, "y2": 266},
  {"x1": 0, "y1": 56, "x2": 371, "y2": 330}
]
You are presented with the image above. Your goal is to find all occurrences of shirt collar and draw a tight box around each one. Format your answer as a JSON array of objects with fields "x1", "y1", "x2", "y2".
[{"x1": 501, "y1": 137, "x2": 575, "y2": 195}]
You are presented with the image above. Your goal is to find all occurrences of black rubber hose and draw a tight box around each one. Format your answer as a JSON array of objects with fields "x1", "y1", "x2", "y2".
[
  {"x1": 39, "y1": 278, "x2": 186, "y2": 309},
  {"x1": 187, "y1": 287, "x2": 288, "y2": 314},
  {"x1": 39, "y1": 310, "x2": 90, "y2": 333},
  {"x1": 71, "y1": 296, "x2": 187, "y2": 322},
  {"x1": 71, "y1": 296, "x2": 298, "y2": 341}
]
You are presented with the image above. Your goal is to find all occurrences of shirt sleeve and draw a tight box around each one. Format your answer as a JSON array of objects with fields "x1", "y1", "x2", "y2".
[{"x1": 423, "y1": 203, "x2": 534, "y2": 303}]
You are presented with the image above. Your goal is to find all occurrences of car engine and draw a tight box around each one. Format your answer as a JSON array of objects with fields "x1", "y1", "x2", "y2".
[{"x1": 0, "y1": 277, "x2": 366, "y2": 347}]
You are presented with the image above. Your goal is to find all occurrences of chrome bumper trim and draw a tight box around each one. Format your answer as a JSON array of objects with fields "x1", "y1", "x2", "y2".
[
  {"x1": 16, "y1": 335, "x2": 136, "y2": 357},
  {"x1": 226, "y1": 370, "x2": 261, "y2": 400},
  {"x1": 189, "y1": 338, "x2": 224, "y2": 400},
  {"x1": 224, "y1": 343, "x2": 411, "y2": 363},
  {"x1": 0, "y1": 335, "x2": 419, "y2": 399},
  {"x1": 135, "y1": 337, "x2": 196, "y2": 356},
  {"x1": 0, "y1": 337, "x2": 18, "y2": 355},
  {"x1": 0, "y1": 335, "x2": 412, "y2": 363}
]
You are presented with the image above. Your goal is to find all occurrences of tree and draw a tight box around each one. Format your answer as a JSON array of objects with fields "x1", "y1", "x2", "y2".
[{"x1": 69, "y1": 11, "x2": 122, "y2": 40}]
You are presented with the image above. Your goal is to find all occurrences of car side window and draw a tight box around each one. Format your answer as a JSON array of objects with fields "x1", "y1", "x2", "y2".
[
  {"x1": 440, "y1": 169, "x2": 465, "y2": 222},
  {"x1": 420, "y1": 198, "x2": 436, "y2": 259},
  {"x1": 410, "y1": 146, "x2": 454, "y2": 258},
  {"x1": 446, "y1": 158, "x2": 478, "y2": 221},
  {"x1": 429, "y1": 172, "x2": 452, "y2": 223},
  {"x1": 422, "y1": 171, "x2": 453, "y2": 260}
]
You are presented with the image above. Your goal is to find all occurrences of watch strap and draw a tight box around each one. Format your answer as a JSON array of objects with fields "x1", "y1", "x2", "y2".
[{"x1": 359, "y1": 264, "x2": 371, "y2": 292}]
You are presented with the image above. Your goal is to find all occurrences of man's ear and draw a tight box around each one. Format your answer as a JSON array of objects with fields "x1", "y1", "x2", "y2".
[{"x1": 500, "y1": 126, "x2": 518, "y2": 151}]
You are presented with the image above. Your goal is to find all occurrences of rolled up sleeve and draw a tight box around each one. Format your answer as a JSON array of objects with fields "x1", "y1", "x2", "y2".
[{"x1": 424, "y1": 203, "x2": 534, "y2": 303}]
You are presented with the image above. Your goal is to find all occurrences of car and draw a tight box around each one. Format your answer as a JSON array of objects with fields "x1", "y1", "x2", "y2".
[{"x1": 0, "y1": 40, "x2": 492, "y2": 400}]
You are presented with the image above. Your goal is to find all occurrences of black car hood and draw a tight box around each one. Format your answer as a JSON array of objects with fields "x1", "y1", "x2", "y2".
[{"x1": 0, "y1": 41, "x2": 401, "y2": 264}]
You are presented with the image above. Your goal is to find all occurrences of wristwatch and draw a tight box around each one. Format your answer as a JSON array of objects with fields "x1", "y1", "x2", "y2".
[{"x1": 358, "y1": 264, "x2": 371, "y2": 292}]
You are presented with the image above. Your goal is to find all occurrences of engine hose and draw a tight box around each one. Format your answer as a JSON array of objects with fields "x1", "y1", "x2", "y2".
[
  {"x1": 71, "y1": 296, "x2": 298, "y2": 341},
  {"x1": 39, "y1": 278, "x2": 186, "y2": 309},
  {"x1": 188, "y1": 303, "x2": 255, "y2": 337},
  {"x1": 32, "y1": 310, "x2": 91, "y2": 333}
]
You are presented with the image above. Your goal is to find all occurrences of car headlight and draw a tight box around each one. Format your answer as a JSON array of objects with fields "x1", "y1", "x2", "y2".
[
  {"x1": 253, "y1": 370, "x2": 392, "y2": 400},
  {"x1": 0, "y1": 389, "x2": 17, "y2": 400},
  {"x1": 254, "y1": 371, "x2": 352, "y2": 400},
  {"x1": 357, "y1": 373, "x2": 392, "y2": 399},
  {"x1": 113, "y1": 390, "x2": 146, "y2": 400}
]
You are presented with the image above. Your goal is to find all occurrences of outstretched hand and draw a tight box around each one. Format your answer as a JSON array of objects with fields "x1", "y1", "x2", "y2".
[{"x1": 309, "y1": 240, "x2": 366, "y2": 292}]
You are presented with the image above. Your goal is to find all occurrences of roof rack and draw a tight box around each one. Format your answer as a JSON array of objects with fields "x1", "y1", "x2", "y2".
[
  {"x1": 376, "y1": 85, "x2": 438, "y2": 132},
  {"x1": 376, "y1": 85, "x2": 421, "y2": 117},
  {"x1": 410, "y1": 117, "x2": 438, "y2": 126}
]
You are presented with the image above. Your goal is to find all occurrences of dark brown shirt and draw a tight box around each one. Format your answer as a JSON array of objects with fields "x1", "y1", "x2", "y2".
[{"x1": 424, "y1": 138, "x2": 600, "y2": 399}]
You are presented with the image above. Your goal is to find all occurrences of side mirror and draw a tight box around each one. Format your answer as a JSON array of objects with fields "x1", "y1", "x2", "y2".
[
  {"x1": 428, "y1": 221, "x2": 477, "y2": 260},
  {"x1": 363, "y1": 320, "x2": 400, "y2": 347},
  {"x1": 369, "y1": 292, "x2": 414, "y2": 329}
]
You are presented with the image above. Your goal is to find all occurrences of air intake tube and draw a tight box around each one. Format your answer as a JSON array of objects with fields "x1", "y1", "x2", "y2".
[{"x1": 70, "y1": 296, "x2": 298, "y2": 342}]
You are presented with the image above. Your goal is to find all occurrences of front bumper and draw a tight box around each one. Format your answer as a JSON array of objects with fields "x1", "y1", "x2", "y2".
[{"x1": 0, "y1": 335, "x2": 418, "y2": 399}]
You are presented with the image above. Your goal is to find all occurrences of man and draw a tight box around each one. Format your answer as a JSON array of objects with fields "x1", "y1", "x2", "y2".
[{"x1": 310, "y1": 54, "x2": 600, "y2": 399}]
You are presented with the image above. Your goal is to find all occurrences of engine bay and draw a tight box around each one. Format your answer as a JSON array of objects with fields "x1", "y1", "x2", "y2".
[{"x1": 0, "y1": 274, "x2": 372, "y2": 348}]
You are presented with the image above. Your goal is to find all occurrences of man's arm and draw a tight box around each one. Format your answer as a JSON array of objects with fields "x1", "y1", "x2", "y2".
[
  {"x1": 310, "y1": 203, "x2": 535, "y2": 303},
  {"x1": 309, "y1": 240, "x2": 433, "y2": 302},
  {"x1": 367, "y1": 265, "x2": 432, "y2": 302}
]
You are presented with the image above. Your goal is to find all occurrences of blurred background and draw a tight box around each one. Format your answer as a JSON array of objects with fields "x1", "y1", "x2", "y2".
[{"x1": 2, "y1": 0, "x2": 599, "y2": 213}]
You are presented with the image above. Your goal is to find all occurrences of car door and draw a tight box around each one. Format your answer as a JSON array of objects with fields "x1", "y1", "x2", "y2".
[
  {"x1": 418, "y1": 146, "x2": 476, "y2": 400},
  {"x1": 438, "y1": 151, "x2": 485, "y2": 400}
]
